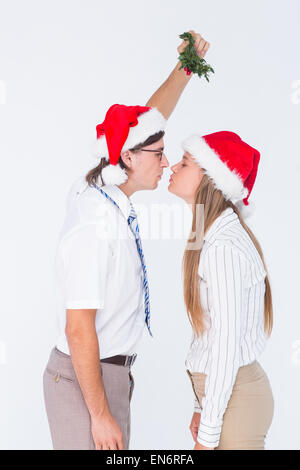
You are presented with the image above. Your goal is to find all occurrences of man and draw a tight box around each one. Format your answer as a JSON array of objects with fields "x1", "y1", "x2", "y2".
[{"x1": 43, "y1": 30, "x2": 210, "y2": 450}]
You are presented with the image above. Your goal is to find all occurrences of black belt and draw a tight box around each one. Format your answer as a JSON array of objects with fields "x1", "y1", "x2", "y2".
[{"x1": 101, "y1": 353, "x2": 137, "y2": 367}]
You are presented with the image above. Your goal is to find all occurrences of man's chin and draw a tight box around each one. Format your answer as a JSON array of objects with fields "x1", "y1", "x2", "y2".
[
  {"x1": 151, "y1": 180, "x2": 159, "y2": 190},
  {"x1": 145, "y1": 178, "x2": 164, "y2": 190}
]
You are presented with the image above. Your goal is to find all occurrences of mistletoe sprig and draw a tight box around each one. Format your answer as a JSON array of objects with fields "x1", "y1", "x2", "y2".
[{"x1": 178, "y1": 32, "x2": 214, "y2": 81}]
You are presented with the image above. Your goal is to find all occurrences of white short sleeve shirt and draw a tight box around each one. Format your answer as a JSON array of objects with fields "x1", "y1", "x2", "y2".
[{"x1": 54, "y1": 175, "x2": 146, "y2": 358}]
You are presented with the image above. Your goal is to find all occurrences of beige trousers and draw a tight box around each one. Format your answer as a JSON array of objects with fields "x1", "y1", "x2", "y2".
[
  {"x1": 43, "y1": 347, "x2": 134, "y2": 450},
  {"x1": 187, "y1": 360, "x2": 274, "y2": 450}
]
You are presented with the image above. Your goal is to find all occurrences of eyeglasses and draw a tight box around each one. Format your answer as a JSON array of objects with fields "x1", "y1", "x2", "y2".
[{"x1": 140, "y1": 148, "x2": 165, "y2": 161}]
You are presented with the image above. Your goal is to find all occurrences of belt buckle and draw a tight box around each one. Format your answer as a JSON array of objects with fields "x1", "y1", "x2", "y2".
[
  {"x1": 125, "y1": 353, "x2": 137, "y2": 367},
  {"x1": 131, "y1": 353, "x2": 137, "y2": 366}
]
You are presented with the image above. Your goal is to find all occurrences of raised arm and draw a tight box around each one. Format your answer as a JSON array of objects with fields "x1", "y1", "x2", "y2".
[{"x1": 146, "y1": 30, "x2": 210, "y2": 119}]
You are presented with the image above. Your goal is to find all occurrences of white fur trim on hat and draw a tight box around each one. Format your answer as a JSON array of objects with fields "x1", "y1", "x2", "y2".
[
  {"x1": 101, "y1": 164, "x2": 128, "y2": 186},
  {"x1": 93, "y1": 107, "x2": 166, "y2": 159},
  {"x1": 181, "y1": 134, "x2": 249, "y2": 203},
  {"x1": 235, "y1": 200, "x2": 255, "y2": 219}
]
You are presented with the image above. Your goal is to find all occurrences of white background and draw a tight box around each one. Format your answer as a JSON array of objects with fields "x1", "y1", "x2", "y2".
[{"x1": 0, "y1": 0, "x2": 299, "y2": 450}]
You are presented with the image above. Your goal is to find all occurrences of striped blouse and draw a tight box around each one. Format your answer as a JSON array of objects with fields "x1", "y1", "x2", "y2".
[{"x1": 185, "y1": 207, "x2": 268, "y2": 448}]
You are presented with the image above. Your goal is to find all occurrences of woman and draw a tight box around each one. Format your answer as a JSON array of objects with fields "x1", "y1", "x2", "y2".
[{"x1": 168, "y1": 131, "x2": 274, "y2": 450}]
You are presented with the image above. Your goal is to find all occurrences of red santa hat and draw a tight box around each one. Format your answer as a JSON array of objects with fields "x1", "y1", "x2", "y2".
[
  {"x1": 181, "y1": 131, "x2": 261, "y2": 218},
  {"x1": 93, "y1": 104, "x2": 166, "y2": 185}
]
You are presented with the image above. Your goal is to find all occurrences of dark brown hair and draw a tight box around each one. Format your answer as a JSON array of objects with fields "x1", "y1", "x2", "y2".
[{"x1": 85, "y1": 130, "x2": 165, "y2": 187}]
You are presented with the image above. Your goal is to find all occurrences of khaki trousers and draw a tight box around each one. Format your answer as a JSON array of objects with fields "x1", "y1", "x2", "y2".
[
  {"x1": 187, "y1": 360, "x2": 274, "y2": 450},
  {"x1": 43, "y1": 347, "x2": 134, "y2": 450}
]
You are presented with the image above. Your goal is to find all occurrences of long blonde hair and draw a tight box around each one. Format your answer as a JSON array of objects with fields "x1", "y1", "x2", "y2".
[{"x1": 182, "y1": 174, "x2": 273, "y2": 337}]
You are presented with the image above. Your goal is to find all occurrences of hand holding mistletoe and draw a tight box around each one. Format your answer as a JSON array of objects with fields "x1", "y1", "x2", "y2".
[{"x1": 177, "y1": 30, "x2": 214, "y2": 81}]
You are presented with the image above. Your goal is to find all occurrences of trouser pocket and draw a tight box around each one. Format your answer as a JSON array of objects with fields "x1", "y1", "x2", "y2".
[
  {"x1": 187, "y1": 370, "x2": 206, "y2": 409},
  {"x1": 129, "y1": 370, "x2": 135, "y2": 401}
]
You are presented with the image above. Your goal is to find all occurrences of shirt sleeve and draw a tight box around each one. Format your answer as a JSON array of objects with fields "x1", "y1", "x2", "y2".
[
  {"x1": 59, "y1": 223, "x2": 110, "y2": 309},
  {"x1": 197, "y1": 244, "x2": 247, "y2": 448}
]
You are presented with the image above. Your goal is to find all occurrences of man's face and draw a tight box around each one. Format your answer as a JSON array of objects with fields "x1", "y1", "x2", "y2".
[{"x1": 125, "y1": 138, "x2": 169, "y2": 190}]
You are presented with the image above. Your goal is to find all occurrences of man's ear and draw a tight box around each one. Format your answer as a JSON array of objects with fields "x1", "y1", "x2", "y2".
[{"x1": 120, "y1": 150, "x2": 132, "y2": 168}]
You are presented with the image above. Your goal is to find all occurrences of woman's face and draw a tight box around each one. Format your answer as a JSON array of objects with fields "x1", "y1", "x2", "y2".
[{"x1": 168, "y1": 151, "x2": 204, "y2": 203}]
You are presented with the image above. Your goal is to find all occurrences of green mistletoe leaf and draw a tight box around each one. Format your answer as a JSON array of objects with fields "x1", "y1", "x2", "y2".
[{"x1": 178, "y1": 32, "x2": 214, "y2": 81}]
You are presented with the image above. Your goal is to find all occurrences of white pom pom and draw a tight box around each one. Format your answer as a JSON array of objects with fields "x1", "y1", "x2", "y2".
[
  {"x1": 101, "y1": 164, "x2": 128, "y2": 186},
  {"x1": 235, "y1": 200, "x2": 255, "y2": 219}
]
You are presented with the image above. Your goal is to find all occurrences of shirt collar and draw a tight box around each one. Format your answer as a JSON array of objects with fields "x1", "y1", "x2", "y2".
[
  {"x1": 204, "y1": 207, "x2": 239, "y2": 243},
  {"x1": 101, "y1": 184, "x2": 132, "y2": 220}
]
